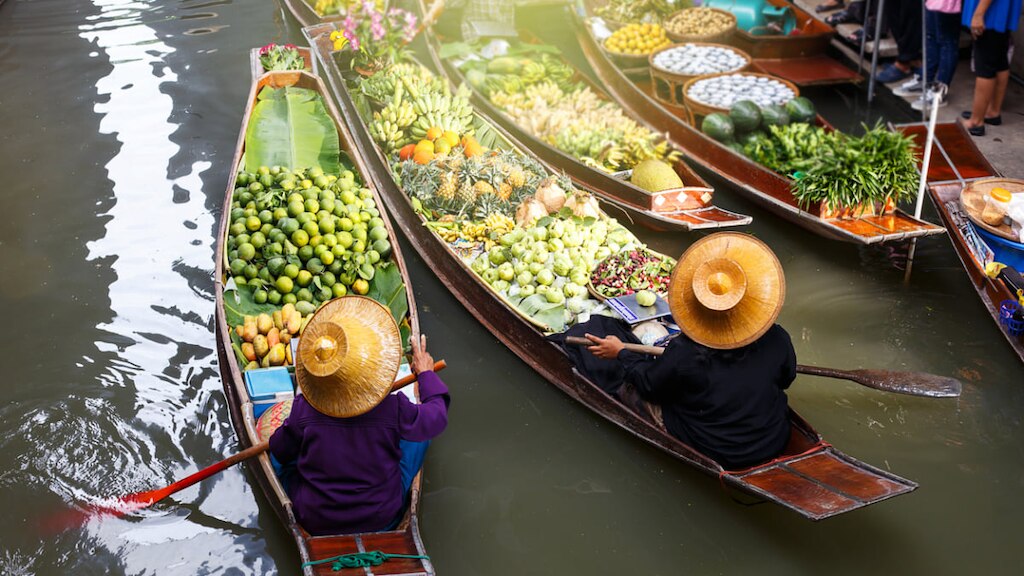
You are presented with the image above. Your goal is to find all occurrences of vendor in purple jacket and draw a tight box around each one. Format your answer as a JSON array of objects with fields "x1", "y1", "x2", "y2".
[{"x1": 268, "y1": 296, "x2": 449, "y2": 536}]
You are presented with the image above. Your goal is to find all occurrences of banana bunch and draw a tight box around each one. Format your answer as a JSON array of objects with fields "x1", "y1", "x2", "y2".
[
  {"x1": 368, "y1": 117, "x2": 407, "y2": 154},
  {"x1": 483, "y1": 213, "x2": 514, "y2": 236},
  {"x1": 374, "y1": 99, "x2": 416, "y2": 129},
  {"x1": 407, "y1": 88, "x2": 474, "y2": 140},
  {"x1": 540, "y1": 54, "x2": 574, "y2": 87}
]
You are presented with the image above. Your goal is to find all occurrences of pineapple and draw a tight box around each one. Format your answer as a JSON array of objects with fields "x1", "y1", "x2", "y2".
[
  {"x1": 507, "y1": 167, "x2": 526, "y2": 188},
  {"x1": 437, "y1": 172, "x2": 457, "y2": 200},
  {"x1": 456, "y1": 179, "x2": 475, "y2": 204},
  {"x1": 497, "y1": 182, "x2": 513, "y2": 201},
  {"x1": 473, "y1": 180, "x2": 495, "y2": 198}
]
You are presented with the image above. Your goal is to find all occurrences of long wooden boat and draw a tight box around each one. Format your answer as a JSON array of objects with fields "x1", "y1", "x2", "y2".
[
  {"x1": 416, "y1": 11, "x2": 752, "y2": 233},
  {"x1": 304, "y1": 24, "x2": 917, "y2": 520},
  {"x1": 572, "y1": 11, "x2": 944, "y2": 245},
  {"x1": 898, "y1": 121, "x2": 1024, "y2": 364},
  {"x1": 582, "y1": 0, "x2": 861, "y2": 86},
  {"x1": 213, "y1": 51, "x2": 433, "y2": 575},
  {"x1": 281, "y1": 0, "x2": 339, "y2": 28}
]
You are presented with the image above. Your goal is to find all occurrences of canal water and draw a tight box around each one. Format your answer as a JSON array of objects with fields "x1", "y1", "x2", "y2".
[{"x1": 0, "y1": 1, "x2": 1021, "y2": 574}]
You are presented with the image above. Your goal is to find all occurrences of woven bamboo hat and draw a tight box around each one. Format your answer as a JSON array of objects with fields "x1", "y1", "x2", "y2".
[
  {"x1": 668, "y1": 232, "x2": 785, "y2": 350},
  {"x1": 294, "y1": 296, "x2": 402, "y2": 418}
]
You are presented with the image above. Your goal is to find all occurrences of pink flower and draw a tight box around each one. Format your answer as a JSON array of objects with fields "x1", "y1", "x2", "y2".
[
  {"x1": 342, "y1": 16, "x2": 356, "y2": 34},
  {"x1": 362, "y1": 1, "x2": 374, "y2": 15},
  {"x1": 259, "y1": 43, "x2": 276, "y2": 55},
  {"x1": 371, "y1": 21, "x2": 385, "y2": 41},
  {"x1": 284, "y1": 44, "x2": 297, "y2": 50}
]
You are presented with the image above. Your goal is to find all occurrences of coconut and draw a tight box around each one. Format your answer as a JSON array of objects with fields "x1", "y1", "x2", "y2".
[
  {"x1": 515, "y1": 198, "x2": 548, "y2": 227},
  {"x1": 534, "y1": 177, "x2": 567, "y2": 213},
  {"x1": 564, "y1": 191, "x2": 601, "y2": 219}
]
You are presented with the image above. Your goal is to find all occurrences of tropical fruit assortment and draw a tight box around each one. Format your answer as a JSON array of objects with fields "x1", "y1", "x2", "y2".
[
  {"x1": 357, "y1": 57, "x2": 666, "y2": 332},
  {"x1": 454, "y1": 44, "x2": 681, "y2": 174},
  {"x1": 463, "y1": 54, "x2": 577, "y2": 98},
  {"x1": 603, "y1": 23, "x2": 672, "y2": 56}
]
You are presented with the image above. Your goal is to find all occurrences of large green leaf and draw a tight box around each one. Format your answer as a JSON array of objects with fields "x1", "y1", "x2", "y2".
[
  {"x1": 244, "y1": 86, "x2": 341, "y2": 174},
  {"x1": 223, "y1": 283, "x2": 279, "y2": 328},
  {"x1": 366, "y1": 261, "x2": 409, "y2": 330},
  {"x1": 515, "y1": 294, "x2": 568, "y2": 333}
]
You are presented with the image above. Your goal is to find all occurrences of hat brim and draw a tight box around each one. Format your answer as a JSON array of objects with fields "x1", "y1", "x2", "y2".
[{"x1": 668, "y1": 233, "x2": 785, "y2": 349}]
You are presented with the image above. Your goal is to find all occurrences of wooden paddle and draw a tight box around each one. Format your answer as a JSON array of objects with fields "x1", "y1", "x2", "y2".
[
  {"x1": 121, "y1": 359, "x2": 447, "y2": 511},
  {"x1": 564, "y1": 337, "x2": 961, "y2": 398}
]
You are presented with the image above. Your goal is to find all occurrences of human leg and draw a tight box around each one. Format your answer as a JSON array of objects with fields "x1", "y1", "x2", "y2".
[
  {"x1": 964, "y1": 29, "x2": 1010, "y2": 129},
  {"x1": 399, "y1": 439, "x2": 430, "y2": 496},
  {"x1": 989, "y1": 69, "x2": 1010, "y2": 117},
  {"x1": 934, "y1": 11, "x2": 961, "y2": 86},
  {"x1": 924, "y1": 9, "x2": 940, "y2": 83},
  {"x1": 888, "y1": 0, "x2": 923, "y2": 66}
]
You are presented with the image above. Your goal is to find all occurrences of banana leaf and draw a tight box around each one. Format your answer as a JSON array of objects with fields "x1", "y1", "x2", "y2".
[
  {"x1": 223, "y1": 282, "x2": 279, "y2": 328},
  {"x1": 515, "y1": 293, "x2": 568, "y2": 333},
  {"x1": 366, "y1": 261, "x2": 410, "y2": 349},
  {"x1": 245, "y1": 86, "x2": 341, "y2": 174}
]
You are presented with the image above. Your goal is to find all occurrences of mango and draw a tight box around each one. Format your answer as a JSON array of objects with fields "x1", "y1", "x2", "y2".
[
  {"x1": 241, "y1": 342, "x2": 257, "y2": 362},
  {"x1": 286, "y1": 311, "x2": 302, "y2": 334},
  {"x1": 266, "y1": 343, "x2": 287, "y2": 366},
  {"x1": 235, "y1": 324, "x2": 245, "y2": 338},
  {"x1": 257, "y1": 313, "x2": 273, "y2": 335},
  {"x1": 273, "y1": 310, "x2": 284, "y2": 331},
  {"x1": 300, "y1": 315, "x2": 311, "y2": 334},
  {"x1": 281, "y1": 303, "x2": 296, "y2": 321},
  {"x1": 267, "y1": 327, "x2": 280, "y2": 348},
  {"x1": 285, "y1": 341, "x2": 293, "y2": 365},
  {"x1": 279, "y1": 330, "x2": 291, "y2": 345},
  {"x1": 244, "y1": 360, "x2": 259, "y2": 371},
  {"x1": 242, "y1": 317, "x2": 258, "y2": 342},
  {"x1": 253, "y1": 334, "x2": 270, "y2": 358}
]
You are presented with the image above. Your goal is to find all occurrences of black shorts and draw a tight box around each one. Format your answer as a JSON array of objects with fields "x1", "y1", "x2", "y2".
[{"x1": 973, "y1": 29, "x2": 1011, "y2": 78}]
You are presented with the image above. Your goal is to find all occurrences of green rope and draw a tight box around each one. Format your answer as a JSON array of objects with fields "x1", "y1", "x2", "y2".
[{"x1": 302, "y1": 550, "x2": 430, "y2": 571}]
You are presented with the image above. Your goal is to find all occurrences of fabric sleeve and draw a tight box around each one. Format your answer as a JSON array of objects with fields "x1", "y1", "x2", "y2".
[
  {"x1": 620, "y1": 346, "x2": 679, "y2": 403},
  {"x1": 398, "y1": 370, "x2": 450, "y2": 442},
  {"x1": 777, "y1": 327, "x2": 797, "y2": 390},
  {"x1": 268, "y1": 404, "x2": 303, "y2": 465}
]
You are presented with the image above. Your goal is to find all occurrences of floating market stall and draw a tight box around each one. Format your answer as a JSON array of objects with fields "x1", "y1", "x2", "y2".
[
  {"x1": 417, "y1": 19, "x2": 753, "y2": 232},
  {"x1": 214, "y1": 45, "x2": 433, "y2": 575},
  {"x1": 573, "y1": 12, "x2": 945, "y2": 245},
  {"x1": 899, "y1": 121, "x2": 1024, "y2": 364},
  {"x1": 302, "y1": 22, "x2": 918, "y2": 520}
]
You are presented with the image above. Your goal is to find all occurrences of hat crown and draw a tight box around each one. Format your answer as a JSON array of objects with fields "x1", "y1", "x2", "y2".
[{"x1": 692, "y1": 258, "x2": 746, "y2": 311}]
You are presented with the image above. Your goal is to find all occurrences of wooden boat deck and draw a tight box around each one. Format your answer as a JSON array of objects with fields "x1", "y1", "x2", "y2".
[
  {"x1": 304, "y1": 25, "x2": 918, "y2": 520},
  {"x1": 574, "y1": 13, "x2": 945, "y2": 245},
  {"x1": 212, "y1": 54, "x2": 432, "y2": 576},
  {"x1": 897, "y1": 121, "x2": 1024, "y2": 364}
]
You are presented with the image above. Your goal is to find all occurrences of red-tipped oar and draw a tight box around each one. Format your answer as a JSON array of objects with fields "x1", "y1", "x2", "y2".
[
  {"x1": 121, "y1": 359, "x2": 447, "y2": 510},
  {"x1": 564, "y1": 336, "x2": 960, "y2": 398}
]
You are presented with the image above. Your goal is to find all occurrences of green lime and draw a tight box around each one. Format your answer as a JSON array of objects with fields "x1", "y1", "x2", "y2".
[
  {"x1": 298, "y1": 245, "x2": 314, "y2": 262},
  {"x1": 369, "y1": 217, "x2": 384, "y2": 229},
  {"x1": 243, "y1": 264, "x2": 259, "y2": 280},
  {"x1": 336, "y1": 231, "x2": 354, "y2": 248},
  {"x1": 338, "y1": 217, "x2": 354, "y2": 231},
  {"x1": 275, "y1": 275, "x2": 294, "y2": 294},
  {"x1": 302, "y1": 221, "x2": 320, "y2": 238},
  {"x1": 296, "y1": 288, "x2": 313, "y2": 303},
  {"x1": 283, "y1": 264, "x2": 299, "y2": 279},
  {"x1": 308, "y1": 166, "x2": 325, "y2": 179},
  {"x1": 369, "y1": 226, "x2": 388, "y2": 242},
  {"x1": 372, "y1": 239, "x2": 391, "y2": 258},
  {"x1": 229, "y1": 222, "x2": 246, "y2": 237},
  {"x1": 267, "y1": 257, "x2": 286, "y2": 276},
  {"x1": 315, "y1": 285, "x2": 332, "y2": 303},
  {"x1": 332, "y1": 283, "x2": 348, "y2": 297},
  {"x1": 291, "y1": 229, "x2": 309, "y2": 247},
  {"x1": 319, "y1": 217, "x2": 336, "y2": 235},
  {"x1": 229, "y1": 259, "x2": 246, "y2": 276},
  {"x1": 230, "y1": 207, "x2": 245, "y2": 221},
  {"x1": 267, "y1": 289, "x2": 282, "y2": 305},
  {"x1": 260, "y1": 223, "x2": 274, "y2": 237},
  {"x1": 318, "y1": 189, "x2": 335, "y2": 202},
  {"x1": 320, "y1": 199, "x2": 336, "y2": 215},
  {"x1": 245, "y1": 216, "x2": 262, "y2": 232},
  {"x1": 273, "y1": 207, "x2": 288, "y2": 221},
  {"x1": 238, "y1": 243, "x2": 256, "y2": 261},
  {"x1": 329, "y1": 260, "x2": 344, "y2": 275},
  {"x1": 321, "y1": 271, "x2": 336, "y2": 287},
  {"x1": 304, "y1": 198, "x2": 320, "y2": 214},
  {"x1": 233, "y1": 275, "x2": 247, "y2": 286},
  {"x1": 257, "y1": 166, "x2": 270, "y2": 176},
  {"x1": 249, "y1": 232, "x2": 266, "y2": 249},
  {"x1": 258, "y1": 210, "x2": 273, "y2": 224},
  {"x1": 331, "y1": 244, "x2": 347, "y2": 258},
  {"x1": 235, "y1": 233, "x2": 251, "y2": 246},
  {"x1": 352, "y1": 227, "x2": 367, "y2": 243},
  {"x1": 313, "y1": 175, "x2": 330, "y2": 189},
  {"x1": 259, "y1": 174, "x2": 274, "y2": 188},
  {"x1": 309, "y1": 235, "x2": 323, "y2": 248},
  {"x1": 280, "y1": 178, "x2": 296, "y2": 191},
  {"x1": 322, "y1": 234, "x2": 338, "y2": 248},
  {"x1": 235, "y1": 172, "x2": 250, "y2": 186},
  {"x1": 306, "y1": 258, "x2": 325, "y2": 275},
  {"x1": 296, "y1": 269, "x2": 313, "y2": 287},
  {"x1": 253, "y1": 289, "x2": 268, "y2": 304},
  {"x1": 296, "y1": 212, "x2": 313, "y2": 226},
  {"x1": 366, "y1": 250, "x2": 380, "y2": 264},
  {"x1": 282, "y1": 218, "x2": 300, "y2": 235},
  {"x1": 314, "y1": 244, "x2": 328, "y2": 257},
  {"x1": 238, "y1": 192, "x2": 254, "y2": 205},
  {"x1": 247, "y1": 181, "x2": 263, "y2": 193},
  {"x1": 287, "y1": 192, "x2": 304, "y2": 205},
  {"x1": 351, "y1": 239, "x2": 365, "y2": 253},
  {"x1": 282, "y1": 293, "x2": 297, "y2": 304},
  {"x1": 287, "y1": 201, "x2": 305, "y2": 218},
  {"x1": 320, "y1": 251, "x2": 335, "y2": 266}
]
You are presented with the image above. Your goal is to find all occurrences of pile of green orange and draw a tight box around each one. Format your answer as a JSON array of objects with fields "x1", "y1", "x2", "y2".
[{"x1": 226, "y1": 164, "x2": 393, "y2": 307}]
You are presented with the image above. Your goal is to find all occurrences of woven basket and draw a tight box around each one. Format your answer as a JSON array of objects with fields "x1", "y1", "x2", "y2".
[
  {"x1": 648, "y1": 42, "x2": 752, "y2": 107},
  {"x1": 682, "y1": 71, "x2": 800, "y2": 118},
  {"x1": 664, "y1": 7, "x2": 737, "y2": 44}
]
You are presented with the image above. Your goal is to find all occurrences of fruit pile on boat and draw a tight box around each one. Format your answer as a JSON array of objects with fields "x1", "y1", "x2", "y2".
[{"x1": 356, "y1": 59, "x2": 674, "y2": 331}]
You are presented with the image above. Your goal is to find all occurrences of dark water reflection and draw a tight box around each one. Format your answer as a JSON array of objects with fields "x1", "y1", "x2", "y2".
[{"x1": 0, "y1": 1, "x2": 1021, "y2": 574}]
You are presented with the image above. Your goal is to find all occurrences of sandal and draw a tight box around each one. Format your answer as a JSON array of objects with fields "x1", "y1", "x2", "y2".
[
  {"x1": 816, "y1": 0, "x2": 845, "y2": 13},
  {"x1": 826, "y1": 10, "x2": 857, "y2": 26},
  {"x1": 960, "y1": 110, "x2": 1002, "y2": 125},
  {"x1": 961, "y1": 120, "x2": 985, "y2": 136}
]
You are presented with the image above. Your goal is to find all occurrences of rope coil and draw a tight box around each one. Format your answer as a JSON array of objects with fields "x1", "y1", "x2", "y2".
[{"x1": 302, "y1": 550, "x2": 430, "y2": 572}]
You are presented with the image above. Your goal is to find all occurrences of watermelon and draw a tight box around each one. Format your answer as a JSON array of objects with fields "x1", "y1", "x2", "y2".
[
  {"x1": 785, "y1": 97, "x2": 816, "y2": 124},
  {"x1": 726, "y1": 141, "x2": 745, "y2": 155},
  {"x1": 728, "y1": 100, "x2": 762, "y2": 133},
  {"x1": 760, "y1": 105, "x2": 791, "y2": 129},
  {"x1": 737, "y1": 130, "x2": 762, "y2": 148},
  {"x1": 701, "y1": 113, "x2": 735, "y2": 143}
]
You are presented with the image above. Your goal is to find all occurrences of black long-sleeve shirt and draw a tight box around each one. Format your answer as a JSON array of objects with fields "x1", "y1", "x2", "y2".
[{"x1": 619, "y1": 325, "x2": 796, "y2": 469}]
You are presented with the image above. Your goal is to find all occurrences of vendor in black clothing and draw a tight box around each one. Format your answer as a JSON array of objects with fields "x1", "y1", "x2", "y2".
[{"x1": 583, "y1": 233, "x2": 795, "y2": 470}]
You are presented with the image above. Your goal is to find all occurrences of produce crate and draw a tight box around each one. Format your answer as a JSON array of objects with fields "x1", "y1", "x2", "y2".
[
  {"x1": 682, "y1": 71, "x2": 799, "y2": 117},
  {"x1": 649, "y1": 42, "x2": 751, "y2": 107},
  {"x1": 664, "y1": 7, "x2": 737, "y2": 44}
]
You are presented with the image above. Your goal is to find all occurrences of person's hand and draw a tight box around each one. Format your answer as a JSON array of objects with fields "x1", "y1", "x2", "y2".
[
  {"x1": 584, "y1": 333, "x2": 625, "y2": 359},
  {"x1": 971, "y1": 12, "x2": 985, "y2": 38},
  {"x1": 410, "y1": 334, "x2": 435, "y2": 375}
]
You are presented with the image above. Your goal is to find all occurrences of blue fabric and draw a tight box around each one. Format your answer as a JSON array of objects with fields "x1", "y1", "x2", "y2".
[
  {"x1": 399, "y1": 439, "x2": 429, "y2": 496},
  {"x1": 875, "y1": 64, "x2": 913, "y2": 83},
  {"x1": 961, "y1": 0, "x2": 1022, "y2": 32},
  {"x1": 926, "y1": 9, "x2": 963, "y2": 84}
]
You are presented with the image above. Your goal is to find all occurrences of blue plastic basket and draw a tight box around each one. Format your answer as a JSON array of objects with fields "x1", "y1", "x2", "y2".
[
  {"x1": 972, "y1": 224, "x2": 1024, "y2": 270},
  {"x1": 998, "y1": 300, "x2": 1024, "y2": 337}
]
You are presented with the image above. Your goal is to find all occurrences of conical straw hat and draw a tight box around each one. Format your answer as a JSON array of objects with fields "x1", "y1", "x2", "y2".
[
  {"x1": 294, "y1": 296, "x2": 402, "y2": 418},
  {"x1": 667, "y1": 233, "x2": 785, "y2": 350}
]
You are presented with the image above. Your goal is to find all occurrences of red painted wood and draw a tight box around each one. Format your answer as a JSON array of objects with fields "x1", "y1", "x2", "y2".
[
  {"x1": 742, "y1": 466, "x2": 861, "y2": 517},
  {"x1": 788, "y1": 453, "x2": 907, "y2": 501}
]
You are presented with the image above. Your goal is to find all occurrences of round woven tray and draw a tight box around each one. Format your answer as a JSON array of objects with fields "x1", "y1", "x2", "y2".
[
  {"x1": 682, "y1": 71, "x2": 800, "y2": 117},
  {"x1": 648, "y1": 42, "x2": 752, "y2": 107},
  {"x1": 664, "y1": 7, "x2": 737, "y2": 44},
  {"x1": 960, "y1": 177, "x2": 1024, "y2": 241}
]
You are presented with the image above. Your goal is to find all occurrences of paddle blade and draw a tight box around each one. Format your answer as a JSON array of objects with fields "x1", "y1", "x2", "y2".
[{"x1": 846, "y1": 369, "x2": 962, "y2": 398}]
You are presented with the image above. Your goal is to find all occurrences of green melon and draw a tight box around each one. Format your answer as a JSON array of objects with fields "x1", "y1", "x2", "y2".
[
  {"x1": 701, "y1": 113, "x2": 735, "y2": 143},
  {"x1": 760, "y1": 104, "x2": 791, "y2": 129},
  {"x1": 785, "y1": 96, "x2": 816, "y2": 124},
  {"x1": 729, "y1": 100, "x2": 763, "y2": 133}
]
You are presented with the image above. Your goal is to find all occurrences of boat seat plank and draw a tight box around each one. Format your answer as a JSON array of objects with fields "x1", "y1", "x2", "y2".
[
  {"x1": 753, "y1": 56, "x2": 863, "y2": 86},
  {"x1": 740, "y1": 465, "x2": 861, "y2": 518},
  {"x1": 786, "y1": 452, "x2": 910, "y2": 501},
  {"x1": 897, "y1": 122, "x2": 998, "y2": 184},
  {"x1": 307, "y1": 531, "x2": 429, "y2": 575}
]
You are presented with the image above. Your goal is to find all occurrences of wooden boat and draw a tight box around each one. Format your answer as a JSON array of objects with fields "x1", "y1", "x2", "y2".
[
  {"x1": 303, "y1": 24, "x2": 918, "y2": 520},
  {"x1": 573, "y1": 12, "x2": 945, "y2": 245},
  {"x1": 213, "y1": 51, "x2": 433, "y2": 575},
  {"x1": 583, "y1": 0, "x2": 861, "y2": 86},
  {"x1": 281, "y1": 0, "x2": 339, "y2": 28},
  {"x1": 416, "y1": 12, "x2": 752, "y2": 233},
  {"x1": 898, "y1": 121, "x2": 1024, "y2": 364}
]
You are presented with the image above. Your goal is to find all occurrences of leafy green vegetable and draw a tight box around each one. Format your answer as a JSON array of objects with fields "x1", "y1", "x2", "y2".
[
  {"x1": 245, "y1": 86, "x2": 341, "y2": 174},
  {"x1": 515, "y1": 294, "x2": 568, "y2": 333},
  {"x1": 439, "y1": 42, "x2": 475, "y2": 60}
]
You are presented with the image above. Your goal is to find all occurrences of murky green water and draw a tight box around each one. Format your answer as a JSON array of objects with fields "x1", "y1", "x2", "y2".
[{"x1": 0, "y1": 1, "x2": 1021, "y2": 574}]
